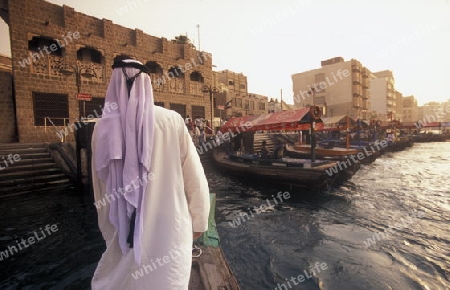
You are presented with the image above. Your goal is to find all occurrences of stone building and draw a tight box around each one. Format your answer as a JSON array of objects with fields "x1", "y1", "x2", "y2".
[
  {"x1": 402, "y1": 95, "x2": 418, "y2": 122},
  {"x1": 0, "y1": 54, "x2": 16, "y2": 143},
  {"x1": 212, "y1": 70, "x2": 268, "y2": 118},
  {"x1": 418, "y1": 101, "x2": 450, "y2": 123},
  {"x1": 268, "y1": 99, "x2": 294, "y2": 113},
  {"x1": 292, "y1": 57, "x2": 371, "y2": 121},
  {"x1": 0, "y1": 0, "x2": 214, "y2": 143}
]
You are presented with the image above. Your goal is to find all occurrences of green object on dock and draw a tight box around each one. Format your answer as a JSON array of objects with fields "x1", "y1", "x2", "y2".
[{"x1": 198, "y1": 193, "x2": 220, "y2": 247}]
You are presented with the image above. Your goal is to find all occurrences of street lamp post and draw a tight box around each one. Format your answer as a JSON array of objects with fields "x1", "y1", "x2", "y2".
[
  {"x1": 60, "y1": 64, "x2": 95, "y2": 194},
  {"x1": 201, "y1": 85, "x2": 219, "y2": 133},
  {"x1": 60, "y1": 65, "x2": 95, "y2": 118}
]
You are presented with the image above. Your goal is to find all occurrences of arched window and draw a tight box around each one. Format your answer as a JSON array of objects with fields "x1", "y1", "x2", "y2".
[
  {"x1": 28, "y1": 36, "x2": 63, "y2": 56},
  {"x1": 168, "y1": 66, "x2": 184, "y2": 78},
  {"x1": 145, "y1": 61, "x2": 163, "y2": 75},
  {"x1": 77, "y1": 47, "x2": 103, "y2": 64},
  {"x1": 190, "y1": 71, "x2": 204, "y2": 82}
]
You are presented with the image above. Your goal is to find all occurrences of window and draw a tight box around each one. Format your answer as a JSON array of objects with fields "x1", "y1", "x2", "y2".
[
  {"x1": 77, "y1": 47, "x2": 103, "y2": 64},
  {"x1": 145, "y1": 61, "x2": 163, "y2": 75},
  {"x1": 192, "y1": 105, "x2": 205, "y2": 118},
  {"x1": 259, "y1": 102, "x2": 265, "y2": 110},
  {"x1": 250, "y1": 101, "x2": 255, "y2": 110},
  {"x1": 234, "y1": 98, "x2": 242, "y2": 108},
  {"x1": 228, "y1": 80, "x2": 234, "y2": 86},
  {"x1": 168, "y1": 66, "x2": 184, "y2": 78},
  {"x1": 85, "y1": 97, "x2": 105, "y2": 118},
  {"x1": 170, "y1": 103, "x2": 186, "y2": 118},
  {"x1": 190, "y1": 71, "x2": 204, "y2": 82},
  {"x1": 28, "y1": 36, "x2": 63, "y2": 56},
  {"x1": 33, "y1": 92, "x2": 68, "y2": 126},
  {"x1": 240, "y1": 84, "x2": 246, "y2": 89}
]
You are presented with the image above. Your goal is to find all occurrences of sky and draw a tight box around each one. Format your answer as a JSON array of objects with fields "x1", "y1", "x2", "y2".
[{"x1": 0, "y1": 0, "x2": 449, "y2": 106}]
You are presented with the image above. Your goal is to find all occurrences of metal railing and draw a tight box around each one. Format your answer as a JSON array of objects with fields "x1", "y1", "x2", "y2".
[{"x1": 44, "y1": 117, "x2": 70, "y2": 142}]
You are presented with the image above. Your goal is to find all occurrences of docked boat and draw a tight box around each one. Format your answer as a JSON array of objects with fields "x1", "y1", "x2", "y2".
[
  {"x1": 285, "y1": 143, "x2": 358, "y2": 159},
  {"x1": 215, "y1": 107, "x2": 359, "y2": 189},
  {"x1": 190, "y1": 194, "x2": 240, "y2": 289},
  {"x1": 213, "y1": 150, "x2": 355, "y2": 189}
]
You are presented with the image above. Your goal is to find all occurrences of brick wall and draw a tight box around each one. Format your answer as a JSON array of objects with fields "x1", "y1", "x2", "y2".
[
  {"x1": 6, "y1": 0, "x2": 214, "y2": 143},
  {"x1": 0, "y1": 70, "x2": 16, "y2": 143}
]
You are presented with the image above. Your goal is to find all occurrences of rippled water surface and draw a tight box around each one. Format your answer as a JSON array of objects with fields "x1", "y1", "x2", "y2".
[{"x1": 0, "y1": 142, "x2": 449, "y2": 290}]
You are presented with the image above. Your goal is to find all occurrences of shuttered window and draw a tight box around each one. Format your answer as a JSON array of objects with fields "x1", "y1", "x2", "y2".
[
  {"x1": 33, "y1": 92, "x2": 68, "y2": 126},
  {"x1": 170, "y1": 103, "x2": 186, "y2": 118},
  {"x1": 191, "y1": 105, "x2": 205, "y2": 118},
  {"x1": 85, "y1": 97, "x2": 105, "y2": 118}
]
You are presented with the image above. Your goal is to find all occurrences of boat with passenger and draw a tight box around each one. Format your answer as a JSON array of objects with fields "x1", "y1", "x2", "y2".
[{"x1": 213, "y1": 107, "x2": 359, "y2": 189}]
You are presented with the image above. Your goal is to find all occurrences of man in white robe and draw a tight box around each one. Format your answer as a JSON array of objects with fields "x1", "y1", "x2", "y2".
[{"x1": 91, "y1": 58, "x2": 210, "y2": 290}]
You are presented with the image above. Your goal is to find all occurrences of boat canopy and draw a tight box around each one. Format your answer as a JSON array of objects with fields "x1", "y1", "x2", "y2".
[
  {"x1": 220, "y1": 107, "x2": 324, "y2": 133},
  {"x1": 417, "y1": 121, "x2": 441, "y2": 128}
]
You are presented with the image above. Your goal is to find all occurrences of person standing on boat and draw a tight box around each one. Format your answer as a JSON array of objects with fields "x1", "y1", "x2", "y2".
[
  {"x1": 91, "y1": 58, "x2": 210, "y2": 290},
  {"x1": 260, "y1": 140, "x2": 269, "y2": 159},
  {"x1": 272, "y1": 141, "x2": 285, "y2": 159}
]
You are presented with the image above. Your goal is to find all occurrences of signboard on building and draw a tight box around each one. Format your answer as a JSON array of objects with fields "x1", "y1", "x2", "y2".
[
  {"x1": 76, "y1": 93, "x2": 92, "y2": 101},
  {"x1": 217, "y1": 105, "x2": 225, "y2": 110}
]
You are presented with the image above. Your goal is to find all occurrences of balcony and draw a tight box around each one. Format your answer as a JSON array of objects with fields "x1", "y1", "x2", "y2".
[
  {"x1": 352, "y1": 85, "x2": 362, "y2": 96},
  {"x1": 352, "y1": 65, "x2": 361, "y2": 72}
]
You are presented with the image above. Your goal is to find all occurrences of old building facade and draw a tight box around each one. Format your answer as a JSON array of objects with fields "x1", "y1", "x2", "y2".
[
  {"x1": 212, "y1": 70, "x2": 268, "y2": 118},
  {"x1": 292, "y1": 57, "x2": 371, "y2": 121},
  {"x1": 1, "y1": 0, "x2": 214, "y2": 143},
  {"x1": 0, "y1": 54, "x2": 15, "y2": 143}
]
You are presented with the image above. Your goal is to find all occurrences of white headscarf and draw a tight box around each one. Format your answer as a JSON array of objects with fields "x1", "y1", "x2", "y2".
[{"x1": 94, "y1": 59, "x2": 154, "y2": 265}]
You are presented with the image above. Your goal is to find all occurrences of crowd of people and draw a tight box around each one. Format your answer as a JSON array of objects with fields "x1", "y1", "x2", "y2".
[{"x1": 184, "y1": 115, "x2": 215, "y2": 147}]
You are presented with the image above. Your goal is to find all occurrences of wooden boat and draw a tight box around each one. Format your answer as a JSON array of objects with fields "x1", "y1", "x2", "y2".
[
  {"x1": 213, "y1": 150, "x2": 355, "y2": 189},
  {"x1": 216, "y1": 107, "x2": 360, "y2": 188},
  {"x1": 288, "y1": 144, "x2": 358, "y2": 158},
  {"x1": 316, "y1": 140, "x2": 381, "y2": 164},
  {"x1": 189, "y1": 194, "x2": 240, "y2": 289}
]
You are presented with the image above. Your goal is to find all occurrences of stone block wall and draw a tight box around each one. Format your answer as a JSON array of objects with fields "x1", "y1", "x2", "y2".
[
  {"x1": 0, "y1": 70, "x2": 16, "y2": 143},
  {"x1": 5, "y1": 0, "x2": 214, "y2": 143}
]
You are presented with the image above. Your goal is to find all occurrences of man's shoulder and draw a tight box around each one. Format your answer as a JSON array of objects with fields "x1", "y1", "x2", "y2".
[{"x1": 154, "y1": 106, "x2": 183, "y2": 125}]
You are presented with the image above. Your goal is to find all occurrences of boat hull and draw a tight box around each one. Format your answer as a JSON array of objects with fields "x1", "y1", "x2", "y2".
[{"x1": 212, "y1": 150, "x2": 355, "y2": 189}]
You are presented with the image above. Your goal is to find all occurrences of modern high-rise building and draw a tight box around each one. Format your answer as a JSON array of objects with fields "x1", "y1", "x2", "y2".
[
  {"x1": 292, "y1": 57, "x2": 371, "y2": 120},
  {"x1": 370, "y1": 70, "x2": 397, "y2": 120},
  {"x1": 395, "y1": 90, "x2": 403, "y2": 121}
]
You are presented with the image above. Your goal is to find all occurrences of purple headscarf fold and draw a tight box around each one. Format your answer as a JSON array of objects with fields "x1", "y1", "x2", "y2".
[{"x1": 94, "y1": 59, "x2": 154, "y2": 265}]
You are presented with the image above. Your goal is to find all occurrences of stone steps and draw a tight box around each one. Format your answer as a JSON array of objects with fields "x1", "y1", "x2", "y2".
[{"x1": 0, "y1": 143, "x2": 75, "y2": 196}]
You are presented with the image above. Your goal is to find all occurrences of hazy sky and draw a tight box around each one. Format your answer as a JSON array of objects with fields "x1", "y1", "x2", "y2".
[{"x1": 1, "y1": 0, "x2": 449, "y2": 105}]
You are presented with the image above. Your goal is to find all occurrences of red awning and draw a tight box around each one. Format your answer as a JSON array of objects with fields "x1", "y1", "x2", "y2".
[
  {"x1": 400, "y1": 122, "x2": 418, "y2": 129},
  {"x1": 220, "y1": 108, "x2": 324, "y2": 133},
  {"x1": 419, "y1": 122, "x2": 441, "y2": 128}
]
